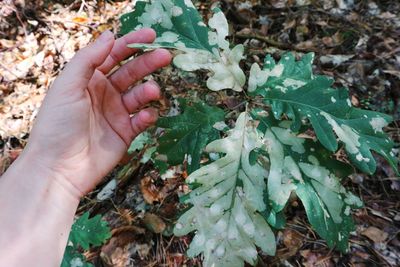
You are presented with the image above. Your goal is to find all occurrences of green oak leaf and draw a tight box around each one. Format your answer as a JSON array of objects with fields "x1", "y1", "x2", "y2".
[
  {"x1": 68, "y1": 212, "x2": 111, "y2": 250},
  {"x1": 250, "y1": 52, "x2": 399, "y2": 175},
  {"x1": 254, "y1": 112, "x2": 362, "y2": 252},
  {"x1": 120, "y1": 0, "x2": 246, "y2": 91},
  {"x1": 62, "y1": 212, "x2": 111, "y2": 267},
  {"x1": 156, "y1": 99, "x2": 225, "y2": 174}
]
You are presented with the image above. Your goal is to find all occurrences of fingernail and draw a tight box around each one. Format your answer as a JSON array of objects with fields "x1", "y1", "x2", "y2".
[{"x1": 97, "y1": 30, "x2": 113, "y2": 43}]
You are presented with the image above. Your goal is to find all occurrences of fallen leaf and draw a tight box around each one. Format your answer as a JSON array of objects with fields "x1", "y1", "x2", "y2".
[
  {"x1": 72, "y1": 16, "x2": 89, "y2": 23},
  {"x1": 101, "y1": 226, "x2": 146, "y2": 267},
  {"x1": 140, "y1": 176, "x2": 165, "y2": 204},
  {"x1": 143, "y1": 213, "x2": 166, "y2": 234},
  {"x1": 301, "y1": 249, "x2": 334, "y2": 267},
  {"x1": 283, "y1": 228, "x2": 304, "y2": 250},
  {"x1": 97, "y1": 179, "x2": 117, "y2": 201},
  {"x1": 351, "y1": 95, "x2": 359, "y2": 106},
  {"x1": 319, "y1": 55, "x2": 354, "y2": 66},
  {"x1": 362, "y1": 226, "x2": 388, "y2": 243}
]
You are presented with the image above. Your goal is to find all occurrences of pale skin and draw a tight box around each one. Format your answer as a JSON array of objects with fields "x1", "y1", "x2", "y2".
[{"x1": 0, "y1": 29, "x2": 172, "y2": 267}]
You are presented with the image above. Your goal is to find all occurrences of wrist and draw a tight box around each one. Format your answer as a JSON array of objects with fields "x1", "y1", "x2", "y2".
[
  {"x1": 0, "y1": 147, "x2": 80, "y2": 266},
  {"x1": 21, "y1": 143, "x2": 85, "y2": 200}
]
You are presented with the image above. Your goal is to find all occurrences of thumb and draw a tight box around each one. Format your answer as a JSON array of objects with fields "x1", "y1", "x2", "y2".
[{"x1": 58, "y1": 30, "x2": 115, "y2": 88}]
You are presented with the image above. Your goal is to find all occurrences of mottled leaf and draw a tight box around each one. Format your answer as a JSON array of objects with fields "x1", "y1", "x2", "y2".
[
  {"x1": 128, "y1": 131, "x2": 152, "y2": 154},
  {"x1": 250, "y1": 52, "x2": 399, "y2": 175},
  {"x1": 156, "y1": 100, "x2": 224, "y2": 174},
  {"x1": 120, "y1": 0, "x2": 246, "y2": 91},
  {"x1": 255, "y1": 112, "x2": 363, "y2": 252},
  {"x1": 174, "y1": 113, "x2": 275, "y2": 267}
]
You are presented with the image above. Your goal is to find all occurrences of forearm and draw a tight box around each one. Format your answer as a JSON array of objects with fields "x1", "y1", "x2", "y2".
[
  {"x1": 0, "y1": 149, "x2": 80, "y2": 267},
  {"x1": 0, "y1": 28, "x2": 168, "y2": 267}
]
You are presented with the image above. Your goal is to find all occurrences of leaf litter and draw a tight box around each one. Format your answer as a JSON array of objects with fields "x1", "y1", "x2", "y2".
[{"x1": 1, "y1": 0, "x2": 399, "y2": 266}]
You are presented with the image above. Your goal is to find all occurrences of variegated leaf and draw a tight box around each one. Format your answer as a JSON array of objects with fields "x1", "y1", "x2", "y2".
[
  {"x1": 120, "y1": 0, "x2": 246, "y2": 91},
  {"x1": 174, "y1": 113, "x2": 275, "y2": 267},
  {"x1": 250, "y1": 52, "x2": 399, "y2": 175},
  {"x1": 254, "y1": 112, "x2": 363, "y2": 252}
]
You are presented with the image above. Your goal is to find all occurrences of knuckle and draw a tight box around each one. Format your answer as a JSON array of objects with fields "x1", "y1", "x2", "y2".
[
  {"x1": 141, "y1": 54, "x2": 154, "y2": 72},
  {"x1": 125, "y1": 63, "x2": 138, "y2": 82},
  {"x1": 109, "y1": 51, "x2": 120, "y2": 66}
]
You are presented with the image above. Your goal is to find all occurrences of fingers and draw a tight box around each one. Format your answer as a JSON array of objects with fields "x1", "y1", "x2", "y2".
[
  {"x1": 122, "y1": 81, "x2": 161, "y2": 113},
  {"x1": 58, "y1": 31, "x2": 114, "y2": 89},
  {"x1": 98, "y1": 28, "x2": 157, "y2": 74},
  {"x1": 130, "y1": 108, "x2": 158, "y2": 139},
  {"x1": 109, "y1": 49, "x2": 172, "y2": 92}
]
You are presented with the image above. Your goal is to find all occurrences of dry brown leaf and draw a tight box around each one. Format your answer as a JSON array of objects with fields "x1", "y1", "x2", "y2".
[
  {"x1": 361, "y1": 226, "x2": 388, "y2": 243},
  {"x1": 101, "y1": 225, "x2": 146, "y2": 267},
  {"x1": 72, "y1": 16, "x2": 89, "y2": 23},
  {"x1": 301, "y1": 249, "x2": 334, "y2": 267},
  {"x1": 140, "y1": 176, "x2": 165, "y2": 204},
  {"x1": 143, "y1": 213, "x2": 166, "y2": 234},
  {"x1": 283, "y1": 228, "x2": 304, "y2": 256},
  {"x1": 351, "y1": 95, "x2": 359, "y2": 106}
]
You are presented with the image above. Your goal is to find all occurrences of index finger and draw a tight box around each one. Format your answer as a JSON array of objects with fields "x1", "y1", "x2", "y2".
[{"x1": 97, "y1": 28, "x2": 156, "y2": 74}]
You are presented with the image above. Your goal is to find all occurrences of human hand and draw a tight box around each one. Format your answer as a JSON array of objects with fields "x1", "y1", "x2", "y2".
[{"x1": 24, "y1": 29, "x2": 172, "y2": 198}]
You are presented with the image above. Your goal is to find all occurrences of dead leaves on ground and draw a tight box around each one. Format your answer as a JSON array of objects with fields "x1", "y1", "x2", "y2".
[
  {"x1": 1, "y1": 0, "x2": 400, "y2": 266},
  {"x1": 0, "y1": 0, "x2": 133, "y2": 143}
]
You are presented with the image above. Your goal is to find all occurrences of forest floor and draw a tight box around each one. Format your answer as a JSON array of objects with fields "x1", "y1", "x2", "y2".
[{"x1": 1, "y1": 0, "x2": 399, "y2": 266}]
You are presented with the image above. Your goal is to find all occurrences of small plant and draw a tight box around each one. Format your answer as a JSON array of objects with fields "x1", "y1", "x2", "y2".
[
  {"x1": 62, "y1": 212, "x2": 111, "y2": 267},
  {"x1": 120, "y1": 1, "x2": 399, "y2": 266}
]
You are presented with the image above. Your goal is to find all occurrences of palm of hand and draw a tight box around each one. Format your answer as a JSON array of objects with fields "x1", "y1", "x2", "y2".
[{"x1": 27, "y1": 30, "x2": 171, "y2": 196}]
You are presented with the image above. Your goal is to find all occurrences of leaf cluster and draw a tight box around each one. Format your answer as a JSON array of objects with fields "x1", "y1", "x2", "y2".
[{"x1": 120, "y1": 1, "x2": 399, "y2": 266}]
